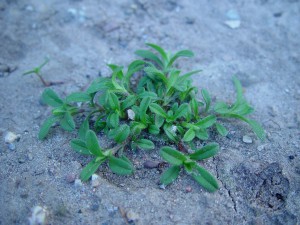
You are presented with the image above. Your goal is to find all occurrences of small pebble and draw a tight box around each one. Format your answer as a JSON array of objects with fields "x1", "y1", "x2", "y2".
[
  {"x1": 257, "y1": 145, "x2": 265, "y2": 151},
  {"x1": 127, "y1": 109, "x2": 135, "y2": 120},
  {"x1": 185, "y1": 186, "x2": 192, "y2": 193},
  {"x1": 28, "y1": 153, "x2": 34, "y2": 161},
  {"x1": 224, "y1": 20, "x2": 241, "y2": 29},
  {"x1": 74, "y1": 179, "x2": 83, "y2": 187},
  {"x1": 126, "y1": 210, "x2": 139, "y2": 222},
  {"x1": 66, "y1": 173, "x2": 76, "y2": 183},
  {"x1": 159, "y1": 184, "x2": 166, "y2": 190},
  {"x1": 4, "y1": 131, "x2": 20, "y2": 143},
  {"x1": 144, "y1": 160, "x2": 159, "y2": 169},
  {"x1": 8, "y1": 143, "x2": 16, "y2": 151},
  {"x1": 91, "y1": 174, "x2": 101, "y2": 187},
  {"x1": 18, "y1": 157, "x2": 26, "y2": 164},
  {"x1": 28, "y1": 206, "x2": 48, "y2": 225},
  {"x1": 242, "y1": 135, "x2": 253, "y2": 144}
]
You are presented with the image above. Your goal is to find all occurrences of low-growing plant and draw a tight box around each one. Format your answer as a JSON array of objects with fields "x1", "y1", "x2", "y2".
[
  {"x1": 23, "y1": 58, "x2": 63, "y2": 86},
  {"x1": 38, "y1": 43, "x2": 264, "y2": 192}
]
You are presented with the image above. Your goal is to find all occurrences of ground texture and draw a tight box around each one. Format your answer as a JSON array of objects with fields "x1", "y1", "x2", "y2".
[{"x1": 0, "y1": 0, "x2": 299, "y2": 224}]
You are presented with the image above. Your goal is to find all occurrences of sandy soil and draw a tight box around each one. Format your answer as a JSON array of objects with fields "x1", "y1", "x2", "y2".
[{"x1": 0, "y1": 0, "x2": 299, "y2": 224}]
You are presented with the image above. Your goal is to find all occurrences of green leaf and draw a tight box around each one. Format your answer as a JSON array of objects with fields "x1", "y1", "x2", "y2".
[
  {"x1": 149, "y1": 103, "x2": 167, "y2": 118},
  {"x1": 108, "y1": 92, "x2": 120, "y2": 110},
  {"x1": 121, "y1": 95, "x2": 137, "y2": 110},
  {"x1": 173, "y1": 103, "x2": 189, "y2": 120},
  {"x1": 66, "y1": 92, "x2": 91, "y2": 103},
  {"x1": 80, "y1": 157, "x2": 106, "y2": 181},
  {"x1": 135, "y1": 50, "x2": 163, "y2": 68},
  {"x1": 60, "y1": 111, "x2": 75, "y2": 131},
  {"x1": 160, "y1": 147, "x2": 186, "y2": 166},
  {"x1": 135, "y1": 139, "x2": 155, "y2": 150},
  {"x1": 155, "y1": 115, "x2": 165, "y2": 128},
  {"x1": 195, "y1": 129, "x2": 209, "y2": 140},
  {"x1": 190, "y1": 98, "x2": 199, "y2": 117},
  {"x1": 214, "y1": 102, "x2": 230, "y2": 114},
  {"x1": 79, "y1": 119, "x2": 89, "y2": 140},
  {"x1": 140, "y1": 97, "x2": 151, "y2": 123},
  {"x1": 86, "y1": 77, "x2": 111, "y2": 94},
  {"x1": 168, "y1": 50, "x2": 194, "y2": 68},
  {"x1": 195, "y1": 115, "x2": 216, "y2": 128},
  {"x1": 216, "y1": 123, "x2": 228, "y2": 136},
  {"x1": 160, "y1": 165, "x2": 180, "y2": 185},
  {"x1": 144, "y1": 66, "x2": 168, "y2": 84},
  {"x1": 190, "y1": 143, "x2": 219, "y2": 160},
  {"x1": 107, "y1": 112, "x2": 119, "y2": 128},
  {"x1": 146, "y1": 43, "x2": 168, "y2": 63},
  {"x1": 38, "y1": 116, "x2": 58, "y2": 139},
  {"x1": 138, "y1": 91, "x2": 158, "y2": 99},
  {"x1": 108, "y1": 156, "x2": 134, "y2": 175},
  {"x1": 191, "y1": 165, "x2": 219, "y2": 192},
  {"x1": 149, "y1": 124, "x2": 160, "y2": 135},
  {"x1": 201, "y1": 89, "x2": 211, "y2": 112},
  {"x1": 41, "y1": 88, "x2": 64, "y2": 107},
  {"x1": 167, "y1": 70, "x2": 180, "y2": 91},
  {"x1": 175, "y1": 69, "x2": 202, "y2": 84},
  {"x1": 70, "y1": 139, "x2": 91, "y2": 155},
  {"x1": 183, "y1": 128, "x2": 195, "y2": 142},
  {"x1": 85, "y1": 130, "x2": 103, "y2": 156},
  {"x1": 109, "y1": 124, "x2": 130, "y2": 143},
  {"x1": 232, "y1": 76, "x2": 244, "y2": 105}
]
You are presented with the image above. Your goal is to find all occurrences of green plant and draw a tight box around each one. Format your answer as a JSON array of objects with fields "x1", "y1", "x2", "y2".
[
  {"x1": 38, "y1": 43, "x2": 265, "y2": 192},
  {"x1": 23, "y1": 58, "x2": 63, "y2": 86}
]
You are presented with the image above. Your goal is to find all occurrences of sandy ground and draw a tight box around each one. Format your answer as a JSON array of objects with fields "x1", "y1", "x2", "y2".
[{"x1": 0, "y1": 0, "x2": 299, "y2": 224}]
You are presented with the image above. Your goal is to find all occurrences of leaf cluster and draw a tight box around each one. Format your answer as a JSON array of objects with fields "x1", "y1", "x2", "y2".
[{"x1": 39, "y1": 43, "x2": 264, "y2": 192}]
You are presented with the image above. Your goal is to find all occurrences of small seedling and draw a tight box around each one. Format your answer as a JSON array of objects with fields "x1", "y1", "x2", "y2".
[
  {"x1": 38, "y1": 43, "x2": 265, "y2": 192},
  {"x1": 23, "y1": 58, "x2": 63, "y2": 86}
]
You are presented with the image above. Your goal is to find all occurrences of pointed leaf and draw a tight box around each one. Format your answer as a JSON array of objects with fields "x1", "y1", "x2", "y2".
[
  {"x1": 109, "y1": 124, "x2": 130, "y2": 143},
  {"x1": 191, "y1": 165, "x2": 219, "y2": 192},
  {"x1": 149, "y1": 103, "x2": 167, "y2": 118},
  {"x1": 135, "y1": 50, "x2": 163, "y2": 68},
  {"x1": 214, "y1": 102, "x2": 230, "y2": 114},
  {"x1": 121, "y1": 95, "x2": 137, "y2": 110},
  {"x1": 107, "y1": 112, "x2": 119, "y2": 128},
  {"x1": 60, "y1": 112, "x2": 75, "y2": 131},
  {"x1": 135, "y1": 139, "x2": 155, "y2": 150},
  {"x1": 108, "y1": 92, "x2": 120, "y2": 110},
  {"x1": 149, "y1": 124, "x2": 160, "y2": 135},
  {"x1": 66, "y1": 92, "x2": 91, "y2": 103},
  {"x1": 80, "y1": 157, "x2": 106, "y2": 181},
  {"x1": 41, "y1": 88, "x2": 64, "y2": 107},
  {"x1": 160, "y1": 165, "x2": 180, "y2": 185},
  {"x1": 160, "y1": 147, "x2": 186, "y2": 165},
  {"x1": 190, "y1": 143, "x2": 219, "y2": 160},
  {"x1": 195, "y1": 129, "x2": 209, "y2": 140},
  {"x1": 79, "y1": 119, "x2": 89, "y2": 140},
  {"x1": 38, "y1": 116, "x2": 58, "y2": 140},
  {"x1": 201, "y1": 89, "x2": 211, "y2": 112},
  {"x1": 146, "y1": 43, "x2": 168, "y2": 63},
  {"x1": 168, "y1": 50, "x2": 194, "y2": 68},
  {"x1": 195, "y1": 115, "x2": 216, "y2": 128},
  {"x1": 216, "y1": 123, "x2": 228, "y2": 136},
  {"x1": 173, "y1": 103, "x2": 189, "y2": 120},
  {"x1": 108, "y1": 156, "x2": 134, "y2": 175},
  {"x1": 70, "y1": 139, "x2": 91, "y2": 155},
  {"x1": 140, "y1": 97, "x2": 151, "y2": 123},
  {"x1": 86, "y1": 130, "x2": 103, "y2": 156},
  {"x1": 183, "y1": 128, "x2": 195, "y2": 142}
]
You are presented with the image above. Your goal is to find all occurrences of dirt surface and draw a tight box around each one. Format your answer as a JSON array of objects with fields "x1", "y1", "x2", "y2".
[{"x1": 0, "y1": 0, "x2": 300, "y2": 224}]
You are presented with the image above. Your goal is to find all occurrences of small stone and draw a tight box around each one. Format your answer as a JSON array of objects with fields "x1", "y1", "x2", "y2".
[
  {"x1": 91, "y1": 174, "x2": 101, "y2": 187},
  {"x1": 224, "y1": 20, "x2": 241, "y2": 29},
  {"x1": 185, "y1": 186, "x2": 192, "y2": 193},
  {"x1": 120, "y1": 183, "x2": 125, "y2": 187},
  {"x1": 144, "y1": 160, "x2": 159, "y2": 169},
  {"x1": 159, "y1": 184, "x2": 166, "y2": 189},
  {"x1": 66, "y1": 173, "x2": 76, "y2": 183},
  {"x1": 0, "y1": 64, "x2": 10, "y2": 73},
  {"x1": 257, "y1": 145, "x2": 265, "y2": 151},
  {"x1": 28, "y1": 206, "x2": 48, "y2": 225},
  {"x1": 28, "y1": 153, "x2": 34, "y2": 161},
  {"x1": 242, "y1": 135, "x2": 253, "y2": 144},
  {"x1": 91, "y1": 203, "x2": 99, "y2": 211},
  {"x1": 126, "y1": 210, "x2": 139, "y2": 222},
  {"x1": 74, "y1": 179, "x2": 83, "y2": 187},
  {"x1": 18, "y1": 157, "x2": 26, "y2": 164},
  {"x1": 127, "y1": 109, "x2": 135, "y2": 120},
  {"x1": 4, "y1": 131, "x2": 20, "y2": 143},
  {"x1": 25, "y1": 5, "x2": 34, "y2": 11},
  {"x1": 8, "y1": 143, "x2": 16, "y2": 151}
]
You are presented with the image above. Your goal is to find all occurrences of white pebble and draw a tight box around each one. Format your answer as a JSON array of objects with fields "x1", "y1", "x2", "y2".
[
  {"x1": 4, "y1": 131, "x2": 20, "y2": 143},
  {"x1": 242, "y1": 135, "x2": 253, "y2": 144},
  {"x1": 28, "y1": 206, "x2": 48, "y2": 225}
]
